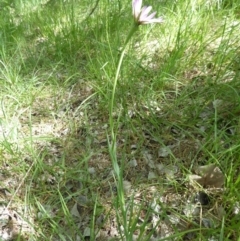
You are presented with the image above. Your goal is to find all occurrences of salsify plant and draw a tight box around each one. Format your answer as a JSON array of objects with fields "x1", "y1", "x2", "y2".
[
  {"x1": 110, "y1": 0, "x2": 164, "y2": 170},
  {"x1": 108, "y1": 0, "x2": 163, "y2": 240}
]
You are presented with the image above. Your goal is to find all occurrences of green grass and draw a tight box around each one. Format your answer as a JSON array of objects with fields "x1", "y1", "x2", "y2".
[{"x1": 0, "y1": 0, "x2": 240, "y2": 240}]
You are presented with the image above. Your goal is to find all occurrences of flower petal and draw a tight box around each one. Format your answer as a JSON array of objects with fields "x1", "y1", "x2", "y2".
[
  {"x1": 141, "y1": 6, "x2": 152, "y2": 19},
  {"x1": 141, "y1": 11, "x2": 156, "y2": 21},
  {"x1": 150, "y1": 17, "x2": 164, "y2": 23},
  {"x1": 132, "y1": 0, "x2": 142, "y2": 18},
  {"x1": 132, "y1": 0, "x2": 164, "y2": 25},
  {"x1": 141, "y1": 17, "x2": 164, "y2": 24},
  {"x1": 147, "y1": 11, "x2": 157, "y2": 19}
]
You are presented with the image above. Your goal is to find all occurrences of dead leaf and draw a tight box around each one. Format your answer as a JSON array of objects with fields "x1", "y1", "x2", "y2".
[
  {"x1": 189, "y1": 164, "x2": 224, "y2": 188},
  {"x1": 70, "y1": 203, "x2": 81, "y2": 218},
  {"x1": 158, "y1": 146, "x2": 172, "y2": 157}
]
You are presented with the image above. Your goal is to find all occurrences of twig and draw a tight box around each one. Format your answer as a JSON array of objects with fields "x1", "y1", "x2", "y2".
[{"x1": 86, "y1": 0, "x2": 101, "y2": 19}]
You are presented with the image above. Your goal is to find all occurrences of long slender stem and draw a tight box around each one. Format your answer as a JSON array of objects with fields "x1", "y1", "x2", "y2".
[
  {"x1": 108, "y1": 23, "x2": 138, "y2": 240},
  {"x1": 109, "y1": 23, "x2": 138, "y2": 154}
]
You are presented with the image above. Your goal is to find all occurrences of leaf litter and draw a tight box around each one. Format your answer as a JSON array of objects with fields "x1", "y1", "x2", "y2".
[{"x1": 0, "y1": 78, "x2": 239, "y2": 241}]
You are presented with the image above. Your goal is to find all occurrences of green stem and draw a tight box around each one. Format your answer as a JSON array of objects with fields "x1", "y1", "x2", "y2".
[
  {"x1": 108, "y1": 22, "x2": 138, "y2": 240},
  {"x1": 109, "y1": 23, "x2": 138, "y2": 159}
]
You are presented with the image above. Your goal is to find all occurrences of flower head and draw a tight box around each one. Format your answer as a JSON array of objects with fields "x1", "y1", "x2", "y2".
[{"x1": 132, "y1": 0, "x2": 164, "y2": 25}]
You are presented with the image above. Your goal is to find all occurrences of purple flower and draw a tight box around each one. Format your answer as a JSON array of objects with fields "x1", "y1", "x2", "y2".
[{"x1": 132, "y1": 0, "x2": 164, "y2": 25}]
